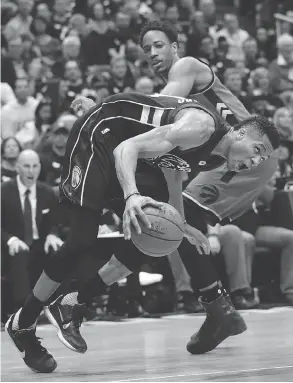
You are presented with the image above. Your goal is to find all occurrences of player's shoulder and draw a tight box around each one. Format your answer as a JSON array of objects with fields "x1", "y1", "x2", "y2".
[{"x1": 170, "y1": 57, "x2": 211, "y2": 74}]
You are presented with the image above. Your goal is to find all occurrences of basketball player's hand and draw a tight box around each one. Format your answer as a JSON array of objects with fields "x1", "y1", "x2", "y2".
[
  {"x1": 8, "y1": 237, "x2": 29, "y2": 256},
  {"x1": 184, "y1": 224, "x2": 210, "y2": 255},
  {"x1": 71, "y1": 96, "x2": 96, "y2": 115},
  {"x1": 123, "y1": 194, "x2": 165, "y2": 240},
  {"x1": 44, "y1": 234, "x2": 64, "y2": 254}
]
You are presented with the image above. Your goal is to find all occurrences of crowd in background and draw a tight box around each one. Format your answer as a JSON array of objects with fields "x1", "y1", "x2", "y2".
[{"x1": 1, "y1": 0, "x2": 293, "y2": 326}]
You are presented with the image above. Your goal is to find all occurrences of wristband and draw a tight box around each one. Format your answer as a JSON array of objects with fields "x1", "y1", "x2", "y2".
[
  {"x1": 124, "y1": 191, "x2": 140, "y2": 203},
  {"x1": 207, "y1": 234, "x2": 219, "y2": 239}
]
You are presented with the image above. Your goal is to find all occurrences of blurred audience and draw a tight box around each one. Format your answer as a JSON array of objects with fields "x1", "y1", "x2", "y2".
[{"x1": 1, "y1": 0, "x2": 293, "y2": 319}]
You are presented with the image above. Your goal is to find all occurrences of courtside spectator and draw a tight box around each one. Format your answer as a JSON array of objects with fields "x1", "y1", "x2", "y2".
[{"x1": 1, "y1": 137, "x2": 22, "y2": 183}]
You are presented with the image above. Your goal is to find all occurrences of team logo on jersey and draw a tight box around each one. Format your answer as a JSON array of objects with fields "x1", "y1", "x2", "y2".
[
  {"x1": 199, "y1": 184, "x2": 219, "y2": 205},
  {"x1": 144, "y1": 154, "x2": 191, "y2": 172},
  {"x1": 71, "y1": 165, "x2": 82, "y2": 189}
]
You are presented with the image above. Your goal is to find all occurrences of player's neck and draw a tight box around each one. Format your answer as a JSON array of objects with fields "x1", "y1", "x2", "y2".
[{"x1": 212, "y1": 134, "x2": 233, "y2": 159}]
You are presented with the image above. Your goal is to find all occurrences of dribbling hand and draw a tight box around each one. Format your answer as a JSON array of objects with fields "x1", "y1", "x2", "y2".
[
  {"x1": 123, "y1": 194, "x2": 165, "y2": 240},
  {"x1": 71, "y1": 96, "x2": 96, "y2": 115}
]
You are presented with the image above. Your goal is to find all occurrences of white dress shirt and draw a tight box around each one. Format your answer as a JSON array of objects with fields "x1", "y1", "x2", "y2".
[{"x1": 16, "y1": 176, "x2": 39, "y2": 240}]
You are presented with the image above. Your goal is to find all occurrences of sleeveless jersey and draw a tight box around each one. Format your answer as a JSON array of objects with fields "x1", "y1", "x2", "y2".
[
  {"x1": 181, "y1": 58, "x2": 278, "y2": 224},
  {"x1": 98, "y1": 92, "x2": 229, "y2": 174}
]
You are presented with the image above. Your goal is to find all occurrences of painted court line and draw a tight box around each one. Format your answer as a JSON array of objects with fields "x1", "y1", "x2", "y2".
[{"x1": 118, "y1": 365, "x2": 293, "y2": 381}]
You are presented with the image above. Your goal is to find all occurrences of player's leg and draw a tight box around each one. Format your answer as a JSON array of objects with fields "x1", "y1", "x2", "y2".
[
  {"x1": 6, "y1": 116, "x2": 113, "y2": 371},
  {"x1": 5, "y1": 204, "x2": 101, "y2": 372},
  {"x1": 179, "y1": 198, "x2": 247, "y2": 354},
  {"x1": 45, "y1": 162, "x2": 170, "y2": 351}
]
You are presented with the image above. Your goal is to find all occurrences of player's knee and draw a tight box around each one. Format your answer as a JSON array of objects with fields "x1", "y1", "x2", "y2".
[{"x1": 220, "y1": 225, "x2": 242, "y2": 241}]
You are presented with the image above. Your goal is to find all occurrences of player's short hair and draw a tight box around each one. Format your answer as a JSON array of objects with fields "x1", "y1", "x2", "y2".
[
  {"x1": 234, "y1": 115, "x2": 280, "y2": 150},
  {"x1": 139, "y1": 20, "x2": 178, "y2": 46}
]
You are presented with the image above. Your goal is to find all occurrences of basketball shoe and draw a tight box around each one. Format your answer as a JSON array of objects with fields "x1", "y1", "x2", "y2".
[
  {"x1": 186, "y1": 294, "x2": 247, "y2": 354},
  {"x1": 44, "y1": 296, "x2": 87, "y2": 354},
  {"x1": 5, "y1": 314, "x2": 57, "y2": 373}
]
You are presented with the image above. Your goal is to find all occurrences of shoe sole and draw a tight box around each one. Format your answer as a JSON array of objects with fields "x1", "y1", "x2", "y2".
[
  {"x1": 44, "y1": 306, "x2": 86, "y2": 354},
  {"x1": 5, "y1": 315, "x2": 57, "y2": 373}
]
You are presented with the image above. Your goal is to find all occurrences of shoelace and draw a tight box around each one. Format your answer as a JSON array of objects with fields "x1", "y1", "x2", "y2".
[{"x1": 20, "y1": 331, "x2": 47, "y2": 354}]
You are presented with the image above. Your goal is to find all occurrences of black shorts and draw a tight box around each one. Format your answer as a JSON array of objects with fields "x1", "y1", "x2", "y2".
[{"x1": 60, "y1": 107, "x2": 169, "y2": 212}]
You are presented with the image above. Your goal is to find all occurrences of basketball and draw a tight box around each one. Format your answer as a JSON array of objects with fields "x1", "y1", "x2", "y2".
[{"x1": 131, "y1": 203, "x2": 185, "y2": 257}]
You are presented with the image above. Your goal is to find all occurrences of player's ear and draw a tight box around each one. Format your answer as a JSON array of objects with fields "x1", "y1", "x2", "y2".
[
  {"x1": 236, "y1": 128, "x2": 246, "y2": 141},
  {"x1": 171, "y1": 42, "x2": 178, "y2": 54}
]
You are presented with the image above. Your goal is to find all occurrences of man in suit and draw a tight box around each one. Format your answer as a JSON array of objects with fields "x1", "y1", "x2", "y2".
[{"x1": 1, "y1": 149, "x2": 63, "y2": 310}]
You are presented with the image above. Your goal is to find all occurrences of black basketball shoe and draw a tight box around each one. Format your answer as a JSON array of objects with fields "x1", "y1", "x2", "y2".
[
  {"x1": 5, "y1": 314, "x2": 57, "y2": 373},
  {"x1": 186, "y1": 294, "x2": 247, "y2": 354},
  {"x1": 44, "y1": 296, "x2": 87, "y2": 354}
]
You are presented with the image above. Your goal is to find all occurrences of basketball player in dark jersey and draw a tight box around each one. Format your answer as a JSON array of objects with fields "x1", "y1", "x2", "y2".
[
  {"x1": 5, "y1": 89, "x2": 278, "y2": 372},
  {"x1": 64, "y1": 21, "x2": 279, "y2": 356}
]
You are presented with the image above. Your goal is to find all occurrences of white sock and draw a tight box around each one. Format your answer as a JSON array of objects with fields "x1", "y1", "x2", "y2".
[
  {"x1": 11, "y1": 309, "x2": 35, "y2": 331},
  {"x1": 60, "y1": 292, "x2": 79, "y2": 306}
]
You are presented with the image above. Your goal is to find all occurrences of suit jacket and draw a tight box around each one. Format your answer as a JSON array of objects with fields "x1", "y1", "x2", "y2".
[{"x1": 1, "y1": 179, "x2": 59, "y2": 247}]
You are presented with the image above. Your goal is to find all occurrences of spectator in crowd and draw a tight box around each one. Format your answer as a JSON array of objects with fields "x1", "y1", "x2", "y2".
[
  {"x1": 1, "y1": 36, "x2": 26, "y2": 88},
  {"x1": 273, "y1": 107, "x2": 293, "y2": 141},
  {"x1": 207, "y1": 224, "x2": 259, "y2": 309},
  {"x1": 38, "y1": 114, "x2": 76, "y2": 187},
  {"x1": 223, "y1": 68, "x2": 248, "y2": 107},
  {"x1": 216, "y1": 13, "x2": 250, "y2": 61},
  {"x1": 235, "y1": 177, "x2": 293, "y2": 306},
  {"x1": 35, "y1": 2, "x2": 52, "y2": 23},
  {"x1": 1, "y1": 77, "x2": 38, "y2": 144},
  {"x1": 63, "y1": 60, "x2": 84, "y2": 101},
  {"x1": 30, "y1": 15, "x2": 51, "y2": 47},
  {"x1": 49, "y1": 0, "x2": 73, "y2": 40},
  {"x1": 256, "y1": 27, "x2": 276, "y2": 61},
  {"x1": 165, "y1": 5, "x2": 182, "y2": 33},
  {"x1": 134, "y1": 76, "x2": 154, "y2": 94},
  {"x1": 1, "y1": 150, "x2": 63, "y2": 309},
  {"x1": 151, "y1": 0, "x2": 167, "y2": 21},
  {"x1": 1, "y1": 137, "x2": 22, "y2": 183},
  {"x1": 107, "y1": 56, "x2": 135, "y2": 95},
  {"x1": 1, "y1": 82, "x2": 16, "y2": 107},
  {"x1": 3, "y1": 0, "x2": 34, "y2": 41},
  {"x1": 177, "y1": 0, "x2": 196, "y2": 23},
  {"x1": 67, "y1": 13, "x2": 88, "y2": 38},
  {"x1": 243, "y1": 38, "x2": 259, "y2": 71},
  {"x1": 249, "y1": 67, "x2": 283, "y2": 109},
  {"x1": 185, "y1": 11, "x2": 209, "y2": 58},
  {"x1": 122, "y1": 0, "x2": 146, "y2": 36},
  {"x1": 90, "y1": 77, "x2": 110, "y2": 104},
  {"x1": 269, "y1": 33, "x2": 293, "y2": 94},
  {"x1": 198, "y1": 0, "x2": 217, "y2": 28}
]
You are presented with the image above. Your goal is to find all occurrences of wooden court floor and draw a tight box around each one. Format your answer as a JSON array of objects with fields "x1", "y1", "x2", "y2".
[{"x1": 1, "y1": 308, "x2": 293, "y2": 382}]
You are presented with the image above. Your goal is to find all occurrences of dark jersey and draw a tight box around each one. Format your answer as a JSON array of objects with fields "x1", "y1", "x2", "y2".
[
  {"x1": 180, "y1": 58, "x2": 278, "y2": 225},
  {"x1": 60, "y1": 92, "x2": 229, "y2": 210}
]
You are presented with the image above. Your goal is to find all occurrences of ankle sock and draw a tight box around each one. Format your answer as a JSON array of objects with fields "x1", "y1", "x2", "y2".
[
  {"x1": 61, "y1": 292, "x2": 79, "y2": 306},
  {"x1": 13, "y1": 294, "x2": 43, "y2": 330},
  {"x1": 199, "y1": 283, "x2": 225, "y2": 303}
]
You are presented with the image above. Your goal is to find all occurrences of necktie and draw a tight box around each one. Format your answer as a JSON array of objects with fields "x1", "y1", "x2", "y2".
[{"x1": 24, "y1": 189, "x2": 33, "y2": 246}]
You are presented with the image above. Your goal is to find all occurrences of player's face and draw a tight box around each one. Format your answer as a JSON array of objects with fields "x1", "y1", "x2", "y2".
[
  {"x1": 227, "y1": 130, "x2": 271, "y2": 172},
  {"x1": 142, "y1": 30, "x2": 178, "y2": 75}
]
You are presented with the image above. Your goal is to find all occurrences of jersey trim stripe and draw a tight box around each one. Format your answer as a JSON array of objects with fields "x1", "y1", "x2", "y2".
[
  {"x1": 140, "y1": 106, "x2": 151, "y2": 123},
  {"x1": 152, "y1": 109, "x2": 164, "y2": 125},
  {"x1": 102, "y1": 98, "x2": 175, "y2": 110},
  {"x1": 182, "y1": 191, "x2": 222, "y2": 221},
  {"x1": 80, "y1": 117, "x2": 105, "y2": 206},
  {"x1": 193, "y1": 58, "x2": 215, "y2": 94},
  {"x1": 61, "y1": 107, "x2": 101, "y2": 196}
]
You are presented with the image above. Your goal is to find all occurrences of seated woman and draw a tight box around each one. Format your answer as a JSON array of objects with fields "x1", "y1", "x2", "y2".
[{"x1": 1, "y1": 136, "x2": 22, "y2": 183}]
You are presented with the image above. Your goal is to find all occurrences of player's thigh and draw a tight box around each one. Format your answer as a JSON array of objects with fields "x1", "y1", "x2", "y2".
[{"x1": 255, "y1": 226, "x2": 293, "y2": 249}]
